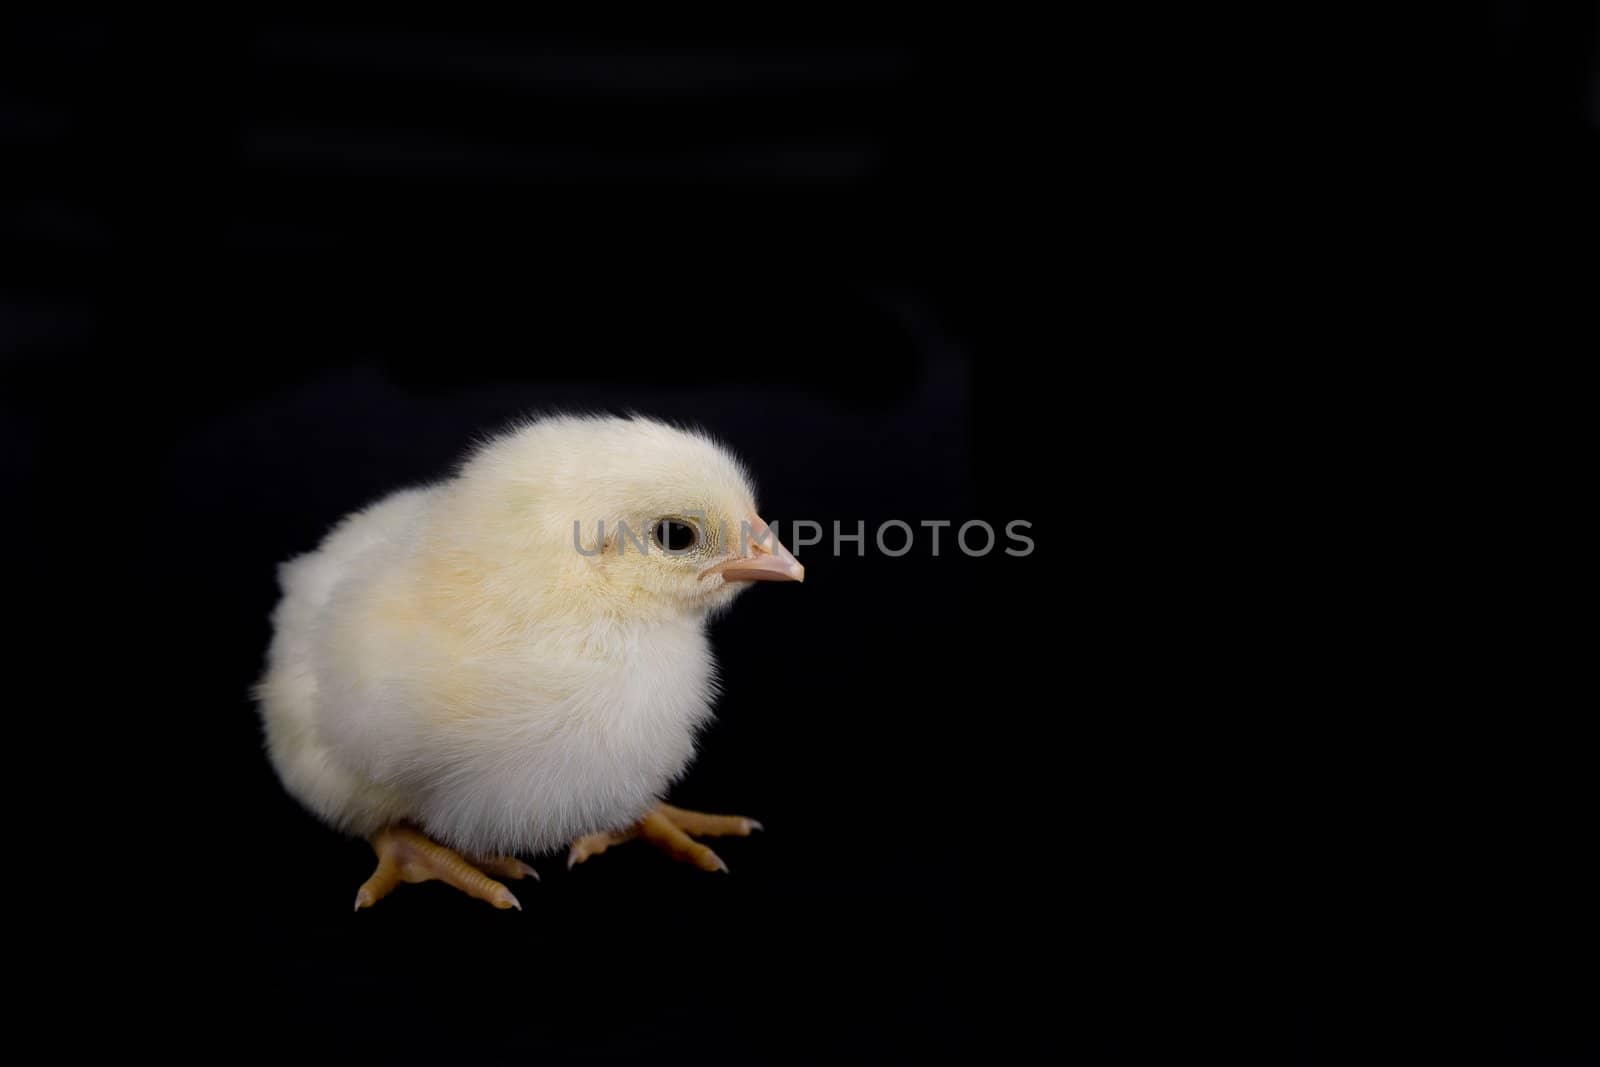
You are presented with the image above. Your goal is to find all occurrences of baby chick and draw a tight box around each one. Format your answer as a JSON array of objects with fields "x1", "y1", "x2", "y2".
[{"x1": 256, "y1": 414, "x2": 803, "y2": 910}]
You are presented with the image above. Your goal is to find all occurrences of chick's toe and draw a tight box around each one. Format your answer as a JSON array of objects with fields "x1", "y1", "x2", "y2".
[
  {"x1": 355, "y1": 825, "x2": 525, "y2": 912},
  {"x1": 567, "y1": 804, "x2": 761, "y2": 875}
]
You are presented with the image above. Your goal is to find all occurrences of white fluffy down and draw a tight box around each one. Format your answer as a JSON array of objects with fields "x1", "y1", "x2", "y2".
[{"x1": 255, "y1": 414, "x2": 760, "y2": 857}]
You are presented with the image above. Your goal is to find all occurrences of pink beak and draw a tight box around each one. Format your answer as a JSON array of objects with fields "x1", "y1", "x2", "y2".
[{"x1": 708, "y1": 515, "x2": 805, "y2": 583}]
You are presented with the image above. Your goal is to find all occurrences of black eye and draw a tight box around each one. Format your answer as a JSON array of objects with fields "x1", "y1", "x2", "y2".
[{"x1": 652, "y1": 519, "x2": 700, "y2": 553}]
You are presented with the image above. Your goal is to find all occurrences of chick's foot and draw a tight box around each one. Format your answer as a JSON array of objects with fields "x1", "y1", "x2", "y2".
[
  {"x1": 567, "y1": 803, "x2": 763, "y2": 874},
  {"x1": 354, "y1": 825, "x2": 537, "y2": 912}
]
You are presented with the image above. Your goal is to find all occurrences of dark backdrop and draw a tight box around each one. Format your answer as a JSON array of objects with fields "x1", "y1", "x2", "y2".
[
  {"x1": 4, "y1": 18, "x2": 1065, "y2": 1061},
  {"x1": 6, "y1": 12, "x2": 1597, "y2": 1064}
]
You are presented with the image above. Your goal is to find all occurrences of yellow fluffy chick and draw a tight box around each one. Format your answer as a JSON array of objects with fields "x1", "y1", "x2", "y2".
[{"x1": 255, "y1": 414, "x2": 803, "y2": 910}]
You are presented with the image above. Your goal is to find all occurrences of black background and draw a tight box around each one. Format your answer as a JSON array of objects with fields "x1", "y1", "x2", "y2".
[{"x1": 6, "y1": 12, "x2": 1597, "y2": 1063}]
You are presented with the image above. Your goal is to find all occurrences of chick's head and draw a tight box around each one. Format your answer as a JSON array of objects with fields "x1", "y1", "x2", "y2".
[{"x1": 451, "y1": 415, "x2": 802, "y2": 622}]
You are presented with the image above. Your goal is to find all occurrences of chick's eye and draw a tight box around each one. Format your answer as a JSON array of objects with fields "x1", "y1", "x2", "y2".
[{"x1": 652, "y1": 519, "x2": 700, "y2": 553}]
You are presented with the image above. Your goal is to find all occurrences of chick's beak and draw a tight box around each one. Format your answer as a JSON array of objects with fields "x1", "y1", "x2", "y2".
[{"x1": 715, "y1": 515, "x2": 805, "y2": 583}]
